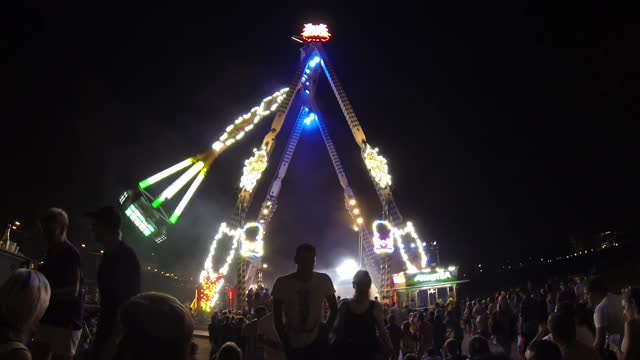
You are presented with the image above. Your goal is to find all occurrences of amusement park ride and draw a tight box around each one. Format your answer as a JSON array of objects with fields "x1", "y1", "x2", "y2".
[{"x1": 119, "y1": 24, "x2": 435, "y2": 311}]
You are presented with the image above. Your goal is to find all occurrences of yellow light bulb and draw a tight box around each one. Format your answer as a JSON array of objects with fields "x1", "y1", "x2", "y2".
[
  {"x1": 349, "y1": 199, "x2": 356, "y2": 206},
  {"x1": 356, "y1": 217, "x2": 364, "y2": 224},
  {"x1": 353, "y1": 208, "x2": 360, "y2": 215}
]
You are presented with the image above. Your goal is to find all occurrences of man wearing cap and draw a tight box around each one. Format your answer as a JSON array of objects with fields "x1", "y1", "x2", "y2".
[{"x1": 87, "y1": 206, "x2": 141, "y2": 359}]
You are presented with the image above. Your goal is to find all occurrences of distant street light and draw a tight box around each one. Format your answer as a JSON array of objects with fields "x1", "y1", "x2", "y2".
[
  {"x1": 2, "y1": 220, "x2": 21, "y2": 244},
  {"x1": 262, "y1": 263, "x2": 268, "y2": 269}
]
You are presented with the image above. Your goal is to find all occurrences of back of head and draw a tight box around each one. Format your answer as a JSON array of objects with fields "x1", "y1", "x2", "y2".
[
  {"x1": 623, "y1": 287, "x2": 640, "y2": 316},
  {"x1": 352, "y1": 270, "x2": 372, "y2": 296},
  {"x1": 526, "y1": 340, "x2": 562, "y2": 360},
  {"x1": 556, "y1": 301, "x2": 575, "y2": 317},
  {"x1": 87, "y1": 205, "x2": 122, "y2": 246},
  {"x1": 445, "y1": 339, "x2": 460, "y2": 355},
  {"x1": 548, "y1": 311, "x2": 576, "y2": 345},
  {"x1": 388, "y1": 312, "x2": 396, "y2": 324},
  {"x1": 294, "y1": 243, "x2": 316, "y2": 271},
  {"x1": 40, "y1": 207, "x2": 69, "y2": 241},
  {"x1": 254, "y1": 306, "x2": 267, "y2": 320},
  {"x1": 117, "y1": 292, "x2": 194, "y2": 360},
  {"x1": 0, "y1": 269, "x2": 50, "y2": 337},
  {"x1": 216, "y1": 342, "x2": 242, "y2": 360},
  {"x1": 402, "y1": 320, "x2": 411, "y2": 333},
  {"x1": 468, "y1": 336, "x2": 490, "y2": 358}
]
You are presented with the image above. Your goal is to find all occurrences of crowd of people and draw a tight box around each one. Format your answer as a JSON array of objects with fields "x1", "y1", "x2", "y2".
[
  {"x1": 206, "y1": 245, "x2": 640, "y2": 360},
  {"x1": 0, "y1": 207, "x2": 639, "y2": 360},
  {"x1": 0, "y1": 206, "x2": 149, "y2": 360}
]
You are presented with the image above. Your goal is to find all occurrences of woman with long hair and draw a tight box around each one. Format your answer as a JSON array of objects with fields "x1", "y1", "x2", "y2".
[
  {"x1": 0, "y1": 269, "x2": 51, "y2": 360},
  {"x1": 610, "y1": 287, "x2": 640, "y2": 360},
  {"x1": 331, "y1": 270, "x2": 392, "y2": 359}
]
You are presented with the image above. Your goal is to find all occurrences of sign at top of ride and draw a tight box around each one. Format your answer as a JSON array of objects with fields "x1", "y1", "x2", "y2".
[{"x1": 301, "y1": 23, "x2": 331, "y2": 42}]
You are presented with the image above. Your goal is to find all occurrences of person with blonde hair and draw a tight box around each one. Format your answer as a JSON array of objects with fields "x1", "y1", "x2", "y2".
[
  {"x1": 114, "y1": 292, "x2": 195, "y2": 360},
  {"x1": 0, "y1": 269, "x2": 51, "y2": 360}
]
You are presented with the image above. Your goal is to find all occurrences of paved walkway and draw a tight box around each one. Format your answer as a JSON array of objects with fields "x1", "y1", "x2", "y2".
[{"x1": 194, "y1": 331, "x2": 212, "y2": 360}]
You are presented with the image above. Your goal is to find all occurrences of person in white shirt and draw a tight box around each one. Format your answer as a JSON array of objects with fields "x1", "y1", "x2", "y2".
[
  {"x1": 585, "y1": 276, "x2": 624, "y2": 353},
  {"x1": 257, "y1": 311, "x2": 286, "y2": 360},
  {"x1": 271, "y1": 243, "x2": 338, "y2": 360}
]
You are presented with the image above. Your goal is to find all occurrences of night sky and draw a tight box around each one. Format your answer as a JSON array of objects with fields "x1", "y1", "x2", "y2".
[{"x1": 7, "y1": 3, "x2": 639, "y2": 285}]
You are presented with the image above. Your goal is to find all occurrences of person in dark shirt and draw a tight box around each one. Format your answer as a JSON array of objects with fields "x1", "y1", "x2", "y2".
[
  {"x1": 386, "y1": 313, "x2": 402, "y2": 360},
  {"x1": 32, "y1": 208, "x2": 84, "y2": 360},
  {"x1": 86, "y1": 206, "x2": 141, "y2": 360}
]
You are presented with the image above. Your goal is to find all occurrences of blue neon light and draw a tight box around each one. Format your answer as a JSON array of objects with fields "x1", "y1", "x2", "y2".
[
  {"x1": 303, "y1": 113, "x2": 316, "y2": 126},
  {"x1": 305, "y1": 89, "x2": 310, "y2": 94},
  {"x1": 308, "y1": 56, "x2": 321, "y2": 68}
]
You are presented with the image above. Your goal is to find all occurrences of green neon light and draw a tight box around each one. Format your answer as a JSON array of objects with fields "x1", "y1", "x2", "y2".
[
  {"x1": 152, "y1": 161, "x2": 204, "y2": 208},
  {"x1": 138, "y1": 158, "x2": 194, "y2": 190},
  {"x1": 124, "y1": 204, "x2": 156, "y2": 237},
  {"x1": 139, "y1": 179, "x2": 151, "y2": 189},
  {"x1": 168, "y1": 170, "x2": 206, "y2": 224}
]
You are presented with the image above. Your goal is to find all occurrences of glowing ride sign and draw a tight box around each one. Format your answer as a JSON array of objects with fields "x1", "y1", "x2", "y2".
[
  {"x1": 392, "y1": 266, "x2": 458, "y2": 287},
  {"x1": 239, "y1": 222, "x2": 265, "y2": 258},
  {"x1": 372, "y1": 220, "x2": 395, "y2": 253},
  {"x1": 413, "y1": 271, "x2": 453, "y2": 283},
  {"x1": 301, "y1": 23, "x2": 332, "y2": 42},
  {"x1": 373, "y1": 220, "x2": 428, "y2": 272}
]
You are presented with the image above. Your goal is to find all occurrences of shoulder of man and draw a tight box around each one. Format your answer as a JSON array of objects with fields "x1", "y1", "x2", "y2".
[
  {"x1": 119, "y1": 242, "x2": 140, "y2": 261},
  {"x1": 63, "y1": 241, "x2": 82, "y2": 264},
  {"x1": 314, "y1": 272, "x2": 333, "y2": 283}
]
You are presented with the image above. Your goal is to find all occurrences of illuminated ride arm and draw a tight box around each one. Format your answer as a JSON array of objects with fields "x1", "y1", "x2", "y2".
[
  {"x1": 197, "y1": 51, "x2": 316, "y2": 311},
  {"x1": 239, "y1": 53, "x2": 324, "y2": 287},
  {"x1": 131, "y1": 88, "x2": 292, "y2": 233},
  {"x1": 316, "y1": 43, "x2": 432, "y2": 270},
  {"x1": 311, "y1": 97, "x2": 382, "y2": 288}
]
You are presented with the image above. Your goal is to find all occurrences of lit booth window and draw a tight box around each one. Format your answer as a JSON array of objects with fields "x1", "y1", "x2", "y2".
[{"x1": 390, "y1": 266, "x2": 468, "y2": 309}]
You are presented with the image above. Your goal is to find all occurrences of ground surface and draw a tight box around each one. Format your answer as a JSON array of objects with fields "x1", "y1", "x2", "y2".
[{"x1": 194, "y1": 331, "x2": 525, "y2": 360}]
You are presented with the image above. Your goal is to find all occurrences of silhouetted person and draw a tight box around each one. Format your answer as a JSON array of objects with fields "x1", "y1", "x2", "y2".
[
  {"x1": 88, "y1": 206, "x2": 141, "y2": 360},
  {"x1": 468, "y1": 336, "x2": 490, "y2": 360},
  {"x1": 215, "y1": 342, "x2": 242, "y2": 360},
  {"x1": 32, "y1": 208, "x2": 84, "y2": 360},
  {"x1": 331, "y1": 270, "x2": 391, "y2": 359},
  {"x1": 585, "y1": 276, "x2": 624, "y2": 355},
  {"x1": 114, "y1": 292, "x2": 195, "y2": 360},
  {"x1": 548, "y1": 311, "x2": 598, "y2": 360},
  {"x1": 525, "y1": 340, "x2": 562, "y2": 360},
  {"x1": 610, "y1": 287, "x2": 640, "y2": 360},
  {"x1": 0, "y1": 269, "x2": 51, "y2": 360},
  {"x1": 272, "y1": 244, "x2": 337, "y2": 360}
]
